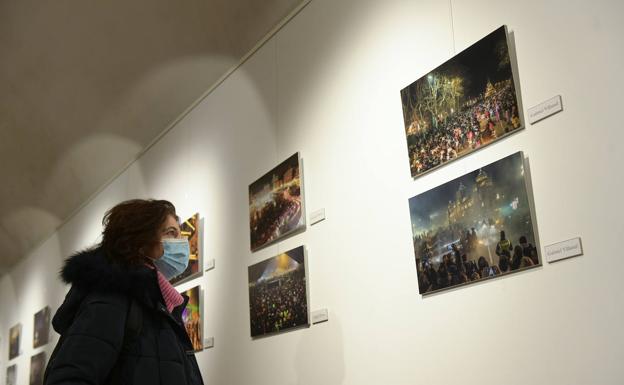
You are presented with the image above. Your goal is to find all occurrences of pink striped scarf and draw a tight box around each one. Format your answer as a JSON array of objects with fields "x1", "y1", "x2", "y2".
[{"x1": 155, "y1": 269, "x2": 185, "y2": 313}]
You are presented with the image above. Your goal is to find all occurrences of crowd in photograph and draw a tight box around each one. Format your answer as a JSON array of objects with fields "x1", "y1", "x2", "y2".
[
  {"x1": 249, "y1": 269, "x2": 308, "y2": 336},
  {"x1": 250, "y1": 185, "x2": 302, "y2": 249},
  {"x1": 417, "y1": 228, "x2": 538, "y2": 293},
  {"x1": 408, "y1": 80, "x2": 520, "y2": 174}
]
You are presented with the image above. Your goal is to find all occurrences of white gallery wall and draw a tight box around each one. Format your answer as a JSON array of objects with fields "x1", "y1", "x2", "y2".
[{"x1": 1, "y1": 0, "x2": 623, "y2": 384}]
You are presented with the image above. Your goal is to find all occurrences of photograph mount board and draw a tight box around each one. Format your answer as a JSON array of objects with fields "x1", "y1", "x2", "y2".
[
  {"x1": 249, "y1": 153, "x2": 306, "y2": 251},
  {"x1": 409, "y1": 152, "x2": 540, "y2": 294},
  {"x1": 248, "y1": 245, "x2": 310, "y2": 337},
  {"x1": 180, "y1": 285, "x2": 203, "y2": 351},
  {"x1": 401, "y1": 25, "x2": 523, "y2": 178},
  {"x1": 170, "y1": 213, "x2": 203, "y2": 285},
  {"x1": 33, "y1": 306, "x2": 51, "y2": 348}
]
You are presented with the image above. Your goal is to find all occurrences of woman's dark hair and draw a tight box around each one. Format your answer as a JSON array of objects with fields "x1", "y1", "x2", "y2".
[
  {"x1": 101, "y1": 199, "x2": 177, "y2": 266},
  {"x1": 513, "y1": 245, "x2": 523, "y2": 259}
]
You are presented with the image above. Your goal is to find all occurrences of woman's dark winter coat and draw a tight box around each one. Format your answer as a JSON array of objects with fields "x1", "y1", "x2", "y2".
[{"x1": 44, "y1": 247, "x2": 204, "y2": 385}]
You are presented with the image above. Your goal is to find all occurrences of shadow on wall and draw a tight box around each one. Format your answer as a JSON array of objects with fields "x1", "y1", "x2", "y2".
[
  {"x1": 0, "y1": 0, "x2": 308, "y2": 276},
  {"x1": 295, "y1": 315, "x2": 345, "y2": 385},
  {"x1": 0, "y1": 52, "x2": 239, "y2": 269},
  {"x1": 0, "y1": 208, "x2": 61, "y2": 274},
  {"x1": 0, "y1": 0, "x2": 303, "y2": 271},
  {"x1": 0, "y1": 0, "x2": 308, "y2": 274}
]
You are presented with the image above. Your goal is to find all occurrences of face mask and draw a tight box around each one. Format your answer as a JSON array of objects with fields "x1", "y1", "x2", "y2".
[{"x1": 152, "y1": 238, "x2": 190, "y2": 280}]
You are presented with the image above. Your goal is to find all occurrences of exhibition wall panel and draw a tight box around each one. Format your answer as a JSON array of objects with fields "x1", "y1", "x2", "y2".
[
  {"x1": 2, "y1": 0, "x2": 623, "y2": 384},
  {"x1": 269, "y1": 1, "x2": 623, "y2": 384}
]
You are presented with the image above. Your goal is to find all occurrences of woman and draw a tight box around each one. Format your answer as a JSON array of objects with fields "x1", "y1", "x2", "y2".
[
  {"x1": 44, "y1": 199, "x2": 204, "y2": 385},
  {"x1": 477, "y1": 256, "x2": 500, "y2": 278},
  {"x1": 511, "y1": 245, "x2": 534, "y2": 270}
]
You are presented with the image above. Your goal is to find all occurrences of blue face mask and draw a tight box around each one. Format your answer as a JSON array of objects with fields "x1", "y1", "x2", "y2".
[{"x1": 153, "y1": 238, "x2": 190, "y2": 280}]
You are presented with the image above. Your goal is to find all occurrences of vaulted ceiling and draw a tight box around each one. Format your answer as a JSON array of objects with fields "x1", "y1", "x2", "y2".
[{"x1": 0, "y1": 0, "x2": 303, "y2": 274}]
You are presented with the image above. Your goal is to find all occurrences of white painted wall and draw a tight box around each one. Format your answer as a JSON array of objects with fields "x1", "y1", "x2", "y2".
[{"x1": 2, "y1": 0, "x2": 623, "y2": 384}]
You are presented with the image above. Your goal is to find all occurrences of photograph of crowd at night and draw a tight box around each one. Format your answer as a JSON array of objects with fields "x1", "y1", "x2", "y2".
[
  {"x1": 401, "y1": 25, "x2": 522, "y2": 177},
  {"x1": 29, "y1": 352, "x2": 46, "y2": 385},
  {"x1": 33, "y1": 306, "x2": 51, "y2": 348},
  {"x1": 9, "y1": 324, "x2": 21, "y2": 360},
  {"x1": 6, "y1": 365, "x2": 16, "y2": 385},
  {"x1": 249, "y1": 153, "x2": 305, "y2": 251},
  {"x1": 248, "y1": 246, "x2": 309, "y2": 337},
  {"x1": 181, "y1": 285, "x2": 203, "y2": 351},
  {"x1": 409, "y1": 152, "x2": 539, "y2": 294},
  {"x1": 170, "y1": 213, "x2": 201, "y2": 285}
]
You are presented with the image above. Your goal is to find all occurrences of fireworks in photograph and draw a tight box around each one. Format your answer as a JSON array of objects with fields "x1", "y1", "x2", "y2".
[
  {"x1": 181, "y1": 285, "x2": 202, "y2": 351},
  {"x1": 401, "y1": 25, "x2": 522, "y2": 178},
  {"x1": 9, "y1": 324, "x2": 21, "y2": 360},
  {"x1": 33, "y1": 306, "x2": 51, "y2": 348},
  {"x1": 29, "y1": 352, "x2": 46, "y2": 385},
  {"x1": 249, "y1": 153, "x2": 305, "y2": 251},
  {"x1": 170, "y1": 213, "x2": 202, "y2": 285},
  {"x1": 248, "y1": 245, "x2": 309, "y2": 337},
  {"x1": 6, "y1": 365, "x2": 16, "y2": 385},
  {"x1": 409, "y1": 152, "x2": 539, "y2": 294}
]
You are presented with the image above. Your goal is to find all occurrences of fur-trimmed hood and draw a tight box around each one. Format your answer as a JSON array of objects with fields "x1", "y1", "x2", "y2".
[
  {"x1": 53, "y1": 246, "x2": 160, "y2": 334},
  {"x1": 60, "y1": 246, "x2": 155, "y2": 293}
]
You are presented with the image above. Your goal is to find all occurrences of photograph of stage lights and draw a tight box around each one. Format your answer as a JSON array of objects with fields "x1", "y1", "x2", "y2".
[{"x1": 248, "y1": 245, "x2": 309, "y2": 337}]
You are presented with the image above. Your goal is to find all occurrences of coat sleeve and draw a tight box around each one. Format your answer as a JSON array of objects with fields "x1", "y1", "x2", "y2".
[{"x1": 45, "y1": 293, "x2": 128, "y2": 385}]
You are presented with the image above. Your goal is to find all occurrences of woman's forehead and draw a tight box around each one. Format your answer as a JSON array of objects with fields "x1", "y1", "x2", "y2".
[{"x1": 162, "y1": 214, "x2": 180, "y2": 228}]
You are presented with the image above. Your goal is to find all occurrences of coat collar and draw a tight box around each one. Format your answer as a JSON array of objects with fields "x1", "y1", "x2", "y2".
[
  {"x1": 60, "y1": 246, "x2": 155, "y2": 293},
  {"x1": 57, "y1": 247, "x2": 163, "y2": 319}
]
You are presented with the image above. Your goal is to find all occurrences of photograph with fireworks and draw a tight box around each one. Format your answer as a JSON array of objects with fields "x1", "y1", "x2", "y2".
[
  {"x1": 29, "y1": 352, "x2": 46, "y2": 385},
  {"x1": 248, "y1": 245, "x2": 309, "y2": 338},
  {"x1": 409, "y1": 152, "x2": 539, "y2": 294},
  {"x1": 180, "y1": 285, "x2": 202, "y2": 351},
  {"x1": 6, "y1": 365, "x2": 17, "y2": 385},
  {"x1": 401, "y1": 25, "x2": 522, "y2": 178},
  {"x1": 33, "y1": 306, "x2": 51, "y2": 348},
  {"x1": 249, "y1": 153, "x2": 305, "y2": 251},
  {"x1": 170, "y1": 213, "x2": 202, "y2": 285},
  {"x1": 9, "y1": 324, "x2": 21, "y2": 360}
]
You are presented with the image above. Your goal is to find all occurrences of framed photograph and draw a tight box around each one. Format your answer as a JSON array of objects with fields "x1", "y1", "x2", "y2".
[
  {"x1": 249, "y1": 153, "x2": 305, "y2": 251},
  {"x1": 6, "y1": 365, "x2": 17, "y2": 385},
  {"x1": 33, "y1": 306, "x2": 51, "y2": 348},
  {"x1": 248, "y1": 245, "x2": 309, "y2": 337},
  {"x1": 29, "y1": 352, "x2": 46, "y2": 385},
  {"x1": 180, "y1": 285, "x2": 203, "y2": 351},
  {"x1": 409, "y1": 152, "x2": 540, "y2": 294},
  {"x1": 401, "y1": 25, "x2": 522, "y2": 178},
  {"x1": 170, "y1": 213, "x2": 202, "y2": 285},
  {"x1": 9, "y1": 324, "x2": 21, "y2": 360}
]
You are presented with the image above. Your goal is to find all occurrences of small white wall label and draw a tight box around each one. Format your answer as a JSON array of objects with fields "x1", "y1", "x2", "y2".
[
  {"x1": 310, "y1": 209, "x2": 326, "y2": 225},
  {"x1": 204, "y1": 337, "x2": 214, "y2": 348},
  {"x1": 311, "y1": 309, "x2": 329, "y2": 324},
  {"x1": 544, "y1": 237, "x2": 583, "y2": 263},
  {"x1": 528, "y1": 95, "x2": 563, "y2": 124},
  {"x1": 205, "y1": 258, "x2": 215, "y2": 271}
]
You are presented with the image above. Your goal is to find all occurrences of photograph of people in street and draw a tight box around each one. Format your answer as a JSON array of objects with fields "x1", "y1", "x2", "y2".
[
  {"x1": 409, "y1": 152, "x2": 539, "y2": 294},
  {"x1": 401, "y1": 26, "x2": 522, "y2": 177}
]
